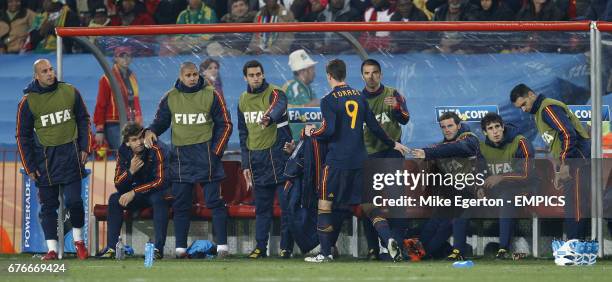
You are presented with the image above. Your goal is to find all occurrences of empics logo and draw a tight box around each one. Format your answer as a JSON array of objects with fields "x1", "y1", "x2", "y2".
[
  {"x1": 288, "y1": 107, "x2": 322, "y2": 124},
  {"x1": 435, "y1": 106, "x2": 499, "y2": 122},
  {"x1": 567, "y1": 105, "x2": 610, "y2": 122}
]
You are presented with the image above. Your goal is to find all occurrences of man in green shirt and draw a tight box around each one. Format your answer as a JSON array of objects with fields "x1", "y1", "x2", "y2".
[
  {"x1": 176, "y1": 0, "x2": 217, "y2": 24},
  {"x1": 284, "y1": 49, "x2": 320, "y2": 141}
]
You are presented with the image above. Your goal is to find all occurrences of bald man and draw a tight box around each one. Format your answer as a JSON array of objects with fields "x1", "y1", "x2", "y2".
[{"x1": 16, "y1": 59, "x2": 92, "y2": 260}]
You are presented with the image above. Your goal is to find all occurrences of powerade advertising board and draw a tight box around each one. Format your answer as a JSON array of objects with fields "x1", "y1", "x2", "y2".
[{"x1": 21, "y1": 169, "x2": 89, "y2": 253}]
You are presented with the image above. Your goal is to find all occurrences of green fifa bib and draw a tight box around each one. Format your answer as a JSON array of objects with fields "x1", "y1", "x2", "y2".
[
  {"x1": 364, "y1": 86, "x2": 402, "y2": 154},
  {"x1": 480, "y1": 135, "x2": 524, "y2": 175},
  {"x1": 167, "y1": 86, "x2": 215, "y2": 146},
  {"x1": 535, "y1": 98, "x2": 589, "y2": 159},
  {"x1": 26, "y1": 83, "x2": 77, "y2": 146},
  {"x1": 436, "y1": 131, "x2": 478, "y2": 174},
  {"x1": 239, "y1": 84, "x2": 281, "y2": 150}
]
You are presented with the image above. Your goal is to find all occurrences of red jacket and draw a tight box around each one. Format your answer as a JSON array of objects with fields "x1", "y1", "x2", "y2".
[{"x1": 94, "y1": 64, "x2": 143, "y2": 132}]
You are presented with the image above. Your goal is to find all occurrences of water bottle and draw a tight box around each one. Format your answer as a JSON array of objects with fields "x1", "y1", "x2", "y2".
[
  {"x1": 144, "y1": 241, "x2": 154, "y2": 268},
  {"x1": 452, "y1": 260, "x2": 474, "y2": 268},
  {"x1": 115, "y1": 237, "x2": 126, "y2": 260}
]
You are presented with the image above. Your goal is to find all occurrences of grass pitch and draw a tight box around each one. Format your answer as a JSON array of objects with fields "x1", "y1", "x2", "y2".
[{"x1": 1, "y1": 254, "x2": 611, "y2": 282}]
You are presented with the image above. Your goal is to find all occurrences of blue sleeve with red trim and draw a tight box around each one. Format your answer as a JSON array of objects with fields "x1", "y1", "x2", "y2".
[
  {"x1": 74, "y1": 90, "x2": 93, "y2": 153},
  {"x1": 422, "y1": 134, "x2": 480, "y2": 159},
  {"x1": 210, "y1": 91, "x2": 233, "y2": 157},
  {"x1": 502, "y1": 138, "x2": 534, "y2": 180},
  {"x1": 148, "y1": 94, "x2": 171, "y2": 136},
  {"x1": 542, "y1": 105, "x2": 578, "y2": 162},
  {"x1": 391, "y1": 90, "x2": 410, "y2": 125},
  {"x1": 364, "y1": 97, "x2": 395, "y2": 147},
  {"x1": 16, "y1": 96, "x2": 36, "y2": 175},
  {"x1": 237, "y1": 105, "x2": 250, "y2": 169},
  {"x1": 266, "y1": 89, "x2": 288, "y2": 123},
  {"x1": 312, "y1": 96, "x2": 336, "y2": 142},
  {"x1": 114, "y1": 147, "x2": 134, "y2": 192},
  {"x1": 133, "y1": 144, "x2": 165, "y2": 193}
]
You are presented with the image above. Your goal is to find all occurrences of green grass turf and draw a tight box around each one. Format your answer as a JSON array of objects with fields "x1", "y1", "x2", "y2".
[{"x1": 1, "y1": 254, "x2": 611, "y2": 282}]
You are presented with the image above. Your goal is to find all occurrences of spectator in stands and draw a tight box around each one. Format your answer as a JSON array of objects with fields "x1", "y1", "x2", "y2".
[
  {"x1": 318, "y1": 0, "x2": 361, "y2": 21},
  {"x1": 176, "y1": 0, "x2": 217, "y2": 24},
  {"x1": 24, "y1": 0, "x2": 79, "y2": 53},
  {"x1": 583, "y1": 0, "x2": 612, "y2": 21},
  {"x1": 471, "y1": 0, "x2": 514, "y2": 20},
  {"x1": 350, "y1": 0, "x2": 372, "y2": 15},
  {"x1": 515, "y1": 0, "x2": 565, "y2": 21},
  {"x1": 207, "y1": 0, "x2": 256, "y2": 56},
  {"x1": 154, "y1": 0, "x2": 187, "y2": 24},
  {"x1": 199, "y1": 58, "x2": 223, "y2": 96},
  {"x1": 247, "y1": 0, "x2": 295, "y2": 55},
  {"x1": 283, "y1": 49, "x2": 319, "y2": 140},
  {"x1": 390, "y1": 0, "x2": 428, "y2": 21},
  {"x1": 291, "y1": 0, "x2": 327, "y2": 22},
  {"x1": 87, "y1": 6, "x2": 111, "y2": 44},
  {"x1": 0, "y1": 0, "x2": 36, "y2": 54},
  {"x1": 220, "y1": 0, "x2": 257, "y2": 22},
  {"x1": 110, "y1": 0, "x2": 155, "y2": 25},
  {"x1": 389, "y1": 0, "x2": 429, "y2": 53},
  {"x1": 432, "y1": 0, "x2": 478, "y2": 21},
  {"x1": 311, "y1": 0, "x2": 360, "y2": 53},
  {"x1": 94, "y1": 46, "x2": 143, "y2": 150},
  {"x1": 360, "y1": 0, "x2": 395, "y2": 51}
]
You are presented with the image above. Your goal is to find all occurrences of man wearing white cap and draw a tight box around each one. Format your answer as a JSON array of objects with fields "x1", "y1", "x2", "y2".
[{"x1": 283, "y1": 49, "x2": 319, "y2": 140}]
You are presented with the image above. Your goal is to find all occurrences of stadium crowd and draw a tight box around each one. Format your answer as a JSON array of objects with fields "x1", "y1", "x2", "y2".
[{"x1": 1, "y1": 0, "x2": 611, "y2": 54}]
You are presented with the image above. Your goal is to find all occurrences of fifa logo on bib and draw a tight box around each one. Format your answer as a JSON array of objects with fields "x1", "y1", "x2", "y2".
[
  {"x1": 375, "y1": 113, "x2": 391, "y2": 124},
  {"x1": 174, "y1": 113, "x2": 208, "y2": 124},
  {"x1": 488, "y1": 163, "x2": 513, "y2": 174},
  {"x1": 542, "y1": 132, "x2": 554, "y2": 144},
  {"x1": 40, "y1": 110, "x2": 71, "y2": 127},
  {"x1": 243, "y1": 111, "x2": 265, "y2": 124}
]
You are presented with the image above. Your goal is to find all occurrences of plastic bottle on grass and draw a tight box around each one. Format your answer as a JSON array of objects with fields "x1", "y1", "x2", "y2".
[
  {"x1": 144, "y1": 241, "x2": 154, "y2": 268},
  {"x1": 452, "y1": 260, "x2": 474, "y2": 268},
  {"x1": 116, "y1": 236, "x2": 125, "y2": 260}
]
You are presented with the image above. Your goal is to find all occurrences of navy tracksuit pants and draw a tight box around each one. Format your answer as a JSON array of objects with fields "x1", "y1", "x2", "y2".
[
  {"x1": 172, "y1": 181, "x2": 228, "y2": 248},
  {"x1": 106, "y1": 188, "x2": 169, "y2": 251},
  {"x1": 254, "y1": 183, "x2": 293, "y2": 252},
  {"x1": 38, "y1": 180, "x2": 84, "y2": 241}
]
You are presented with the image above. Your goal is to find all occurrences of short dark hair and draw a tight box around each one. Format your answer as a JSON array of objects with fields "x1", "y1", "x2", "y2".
[
  {"x1": 361, "y1": 59, "x2": 381, "y2": 74},
  {"x1": 510, "y1": 83, "x2": 533, "y2": 103},
  {"x1": 438, "y1": 111, "x2": 461, "y2": 125},
  {"x1": 326, "y1": 59, "x2": 346, "y2": 81},
  {"x1": 121, "y1": 122, "x2": 144, "y2": 143},
  {"x1": 243, "y1": 60, "x2": 264, "y2": 76},
  {"x1": 480, "y1": 112, "x2": 504, "y2": 131},
  {"x1": 200, "y1": 58, "x2": 219, "y2": 73}
]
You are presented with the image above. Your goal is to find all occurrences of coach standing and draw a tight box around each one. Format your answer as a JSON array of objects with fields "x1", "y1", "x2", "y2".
[
  {"x1": 510, "y1": 84, "x2": 590, "y2": 240},
  {"x1": 16, "y1": 59, "x2": 92, "y2": 260},
  {"x1": 238, "y1": 60, "x2": 294, "y2": 259},
  {"x1": 144, "y1": 62, "x2": 232, "y2": 258}
]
